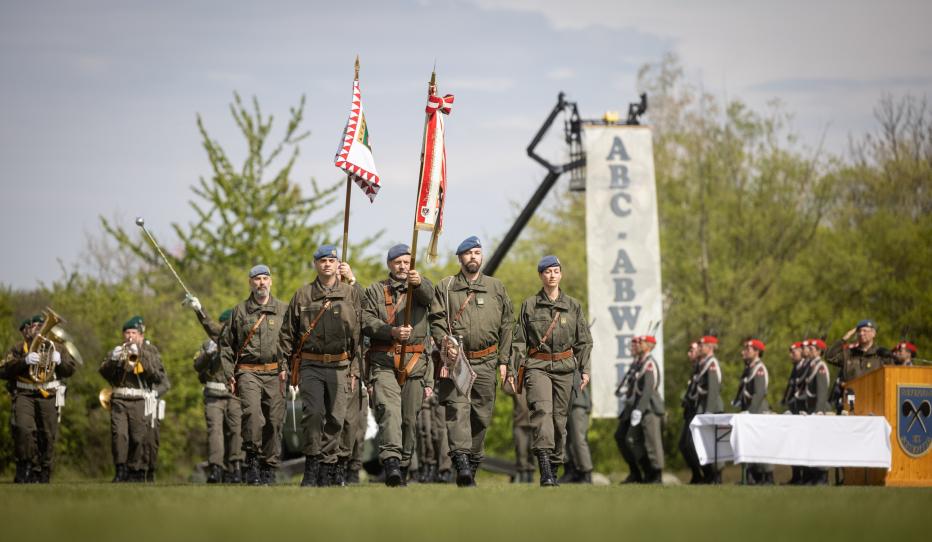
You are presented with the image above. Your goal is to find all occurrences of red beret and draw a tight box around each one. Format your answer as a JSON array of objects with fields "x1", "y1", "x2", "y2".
[
  {"x1": 700, "y1": 336, "x2": 718, "y2": 345},
  {"x1": 746, "y1": 339, "x2": 766, "y2": 352},
  {"x1": 790, "y1": 341, "x2": 803, "y2": 350},
  {"x1": 641, "y1": 335, "x2": 657, "y2": 344},
  {"x1": 896, "y1": 341, "x2": 917, "y2": 355},
  {"x1": 808, "y1": 339, "x2": 826, "y2": 350}
]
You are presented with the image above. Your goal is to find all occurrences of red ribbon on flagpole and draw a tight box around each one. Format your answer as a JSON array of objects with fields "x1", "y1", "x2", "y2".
[{"x1": 426, "y1": 94, "x2": 455, "y2": 115}]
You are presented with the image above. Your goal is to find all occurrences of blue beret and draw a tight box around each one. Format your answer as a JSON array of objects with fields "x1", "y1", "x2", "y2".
[
  {"x1": 387, "y1": 244, "x2": 411, "y2": 261},
  {"x1": 249, "y1": 264, "x2": 271, "y2": 278},
  {"x1": 122, "y1": 315, "x2": 145, "y2": 333},
  {"x1": 856, "y1": 319, "x2": 876, "y2": 330},
  {"x1": 537, "y1": 255, "x2": 561, "y2": 273},
  {"x1": 314, "y1": 244, "x2": 339, "y2": 261},
  {"x1": 218, "y1": 309, "x2": 233, "y2": 323},
  {"x1": 456, "y1": 236, "x2": 481, "y2": 255}
]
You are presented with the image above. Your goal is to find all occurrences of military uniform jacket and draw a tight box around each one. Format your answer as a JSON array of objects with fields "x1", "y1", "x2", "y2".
[
  {"x1": 279, "y1": 279, "x2": 362, "y2": 371},
  {"x1": 99, "y1": 342, "x2": 164, "y2": 391},
  {"x1": 220, "y1": 294, "x2": 287, "y2": 377},
  {"x1": 736, "y1": 359, "x2": 769, "y2": 413},
  {"x1": 194, "y1": 340, "x2": 231, "y2": 398},
  {"x1": 513, "y1": 289, "x2": 592, "y2": 375},
  {"x1": 362, "y1": 275, "x2": 435, "y2": 383},
  {"x1": 803, "y1": 356, "x2": 831, "y2": 413},
  {"x1": 571, "y1": 370, "x2": 592, "y2": 411},
  {"x1": 196, "y1": 311, "x2": 223, "y2": 343},
  {"x1": 617, "y1": 359, "x2": 641, "y2": 417},
  {"x1": 826, "y1": 340, "x2": 892, "y2": 382},
  {"x1": 429, "y1": 272, "x2": 514, "y2": 367},
  {"x1": 781, "y1": 362, "x2": 802, "y2": 413},
  {"x1": 694, "y1": 355, "x2": 724, "y2": 414},
  {"x1": 2, "y1": 341, "x2": 77, "y2": 394},
  {"x1": 682, "y1": 363, "x2": 700, "y2": 418},
  {"x1": 633, "y1": 354, "x2": 664, "y2": 415}
]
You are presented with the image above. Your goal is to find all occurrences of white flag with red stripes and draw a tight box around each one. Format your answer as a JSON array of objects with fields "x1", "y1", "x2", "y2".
[
  {"x1": 415, "y1": 92, "x2": 454, "y2": 255},
  {"x1": 335, "y1": 79, "x2": 381, "y2": 202}
]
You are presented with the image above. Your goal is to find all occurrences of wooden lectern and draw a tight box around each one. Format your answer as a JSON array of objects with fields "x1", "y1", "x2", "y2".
[{"x1": 844, "y1": 366, "x2": 932, "y2": 486}]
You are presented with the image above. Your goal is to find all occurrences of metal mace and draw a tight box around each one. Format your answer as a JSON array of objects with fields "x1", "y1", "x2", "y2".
[{"x1": 136, "y1": 217, "x2": 206, "y2": 319}]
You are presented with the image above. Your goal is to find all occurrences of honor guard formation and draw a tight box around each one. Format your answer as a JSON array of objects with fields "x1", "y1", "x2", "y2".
[{"x1": 0, "y1": 239, "x2": 920, "y2": 487}]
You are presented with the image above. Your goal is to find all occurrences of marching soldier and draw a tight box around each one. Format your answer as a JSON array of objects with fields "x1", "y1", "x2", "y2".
[
  {"x1": 563, "y1": 368, "x2": 594, "y2": 484},
  {"x1": 801, "y1": 338, "x2": 831, "y2": 485},
  {"x1": 512, "y1": 255, "x2": 592, "y2": 487},
  {"x1": 144, "y1": 360, "x2": 170, "y2": 482},
  {"x1": 192, "y1": 308, "x2": 243, "y2": 483},
  {"x1": 416, "y1": 393, "x2": 437, "y2": 482},
  {"x1": 279, "y1": 245, "x2": 362, "y2": 488},
  {"x1": 220, "y1": 264, "x2": 287, "y2": 485},
  {"x1": 613, "y1": 337, "x2": 642, "y2": 483},
  {"x1": 627, "y1": 334, "x2": 664, "y2": 484},
  {"x1": 430, "y1": 390, "x2": 452, "y2": 482},
  {"x1": 341, "y1": 353, "x2": 369, "y2": 484},
  {"x1": 362, "y1": 244, "x2": 435, "y2": 487},
  {"x1": 695, "y1": 335, "x2": 724, "y2": 483},
  {"x1": 100, "y1": 316, "x2": 165, "y2": 483},
  {"x1": 679, "y1": 341, "x2": 704, "y2": 484},
  {"x1": 892, "y1": 341, "x2": 916, "y2": 366},
  {"x1": 734, "y1": 338, "x2": 773, "y2": 485},
  {"x1": 429, "y1": 236, "x2": 514, "y2": 487},
  {"x1": 2, "y1": 314, "x2": 76, "y2": 483},
  {"x1": 511, "y1": 387, "x2": 535, "y2": 483}
]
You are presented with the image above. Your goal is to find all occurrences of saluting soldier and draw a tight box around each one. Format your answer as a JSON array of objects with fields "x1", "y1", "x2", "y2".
[
  {"x1": 734, "y1": 338, "x2": 773, "y2": 485},
  {"x1": 100, "y1": 316, "x2": 165, "y2": 483},
  {"x1": 429, "y1": 236, "x2": 514, "y2": 487},
  {"x1": 192, "y1": 308, "x2": 243, "y2": 483},
  {"x1": 695, "y1": 335, "x2": 724, "y2": 484},
  {"x1": 220, "y1": 264, "x2": 287, "y2": 485},
  {"x1": 825, "y1": 319, "x2": 892, "y2": 383},
  {"x1": 801, "y1": 338, "x2": 831, "y2": 485},
  {"x1": 361, "y1": 243, "x2": 435, "y2": 487},
  {"x1": 614, "y1": 337, "x2": 643, "y2": 483},
  {"x1": 279, "y1": 245, "x2": 362, "y2": 488},
  {"x1": 679, "y1": 341, "x2": 704, "y2": 484},
  {"x1": 892, "y1": 341, "x2": 916, "y2": 366},
  {"x1": 2, "y1": 314, "x2": 77, "y2": 483},
  {"x1": 627, "y1": 334, "x2": 664, "y2": 484},
  {"x1": 511, "y1": 256, "x2": 592, "y2": 487}
]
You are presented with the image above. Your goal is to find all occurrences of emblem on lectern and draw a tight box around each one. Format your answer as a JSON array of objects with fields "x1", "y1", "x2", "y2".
[{"x1": 897, "y1": 385, "x2": 932, "y2": 457}]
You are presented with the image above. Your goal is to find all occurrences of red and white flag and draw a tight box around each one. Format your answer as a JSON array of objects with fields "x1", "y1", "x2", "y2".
[
  {"x1": 415, "y1": 92, "x2": 454, "y2": 257},
  {"x1": 335, "y1": 79, "x2": 381, "y2": 202}
]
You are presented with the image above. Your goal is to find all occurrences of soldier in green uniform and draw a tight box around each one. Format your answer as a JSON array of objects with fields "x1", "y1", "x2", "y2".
[
  {"x1": 191, "y1": 308, "x2": 243, "y2": 483},
  {"x1": 563, "y1": 368, "x2": 594, "y2": 483},
  {"x1": 679, "y1": 341, "x2": 703, "y2": 484},
  {"x1": 2, "y1": 314, "x2": 77, "y2": 483},
  {"x1": 801, "y1": 338, "x2": 831, "y2": 485},
  {"x1": 144, "y1": 358, "x2": 170, "y2": 482},
  {"x1": 279, "y1": 246, "x2": 362, "y2": 488},
  {"x1": 627, "y1": 335, "x2": 664, "y2": 484},
  {"x1": 100, "y1": 316, "x2": 165, "y2": 483},
  {"x1": 340, "y1": 355, "x2": 368, "y2": 484},
  {"x1": 734, "y1": 338, "x2": 773, "y2": 485},
  {"x1": 613, "y1": 337, "x2": 642, "y2": 483},
  {"x1": 781, "y1": 341, "x2": 805, "y2": 484},
  {"x1": 511, "y1": 389, "x2": 535, "y2": 483},
  {"x1": 362, "y1": 243, "x2": 435, "y2": 487},
  {"x1": 695, "y1": 335, "x2": 724, "y2": 484},
  {"x1": 826, "y1": 319, "x2": 892, "y2": 383},
  {"x1": 430, "y1": 236, "x2": 514, "y2": 487},
  {"x1": 512, "y1": 256, "x2": 592, "y2": 487},
  {"x1": 430, "y1": 390, "x2": 452, "y2": 482},
  {"x1": 220, "y1": 264, "x2": 288, "y2": 485}
]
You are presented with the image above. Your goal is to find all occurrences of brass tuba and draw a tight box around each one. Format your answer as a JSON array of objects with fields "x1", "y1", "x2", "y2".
[
  {"x1": 28, "y1": 307, "x2": 65, "y2": 383},
  {"x1": 99, "y1": 387, "x2": 113, "y2": 411}
]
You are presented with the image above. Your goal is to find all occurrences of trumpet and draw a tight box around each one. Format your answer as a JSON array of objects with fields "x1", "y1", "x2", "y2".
[{"x1": 118, "y1": 341, "x2": 141, "y2": 372}]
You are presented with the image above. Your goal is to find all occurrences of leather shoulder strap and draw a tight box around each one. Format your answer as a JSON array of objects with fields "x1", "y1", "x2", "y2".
[{"x1": 234, "y1": 313, "x2": 266, "y2": 363}]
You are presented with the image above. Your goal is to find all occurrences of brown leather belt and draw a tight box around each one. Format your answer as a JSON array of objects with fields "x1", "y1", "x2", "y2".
[
  {"x1": 528, "y1": 348, "x2": 573, "y2": 361},
  {"x1": 368, "y1": 343, "x2": 426, "y2": 354},
  {"x1": 466, "y1": 344, "x2": 498, "y2": 360},
  {"x1": 235, "y1": 362, "x2": 279, "y2": 372},
  {"x1": 301, "y1": 351, "x2": 350, "y2": 363}
]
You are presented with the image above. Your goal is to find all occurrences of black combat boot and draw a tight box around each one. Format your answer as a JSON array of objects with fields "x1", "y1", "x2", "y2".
[
  {"x1": 146, "y1": 468, "x2": 156, "y2": 483},
  {"x1": 578, "y1": 471, "x2": 593, "y2": 484},
  {"x1": 259, "y1": 463, "x2": 274, "y2": 485},
  {"x1": 317, "y1": 462, "x2": 332, "y2": 487},
  {"x1": 784, "y1": 466, "x2": 802, "y2": 485},
  {"x1": 225, "y1": 461, "x2": 242, "y2": 484},
  {"x1": 537, "y1": 451, "x2": 556, "y2": 487},
  {"x1": 207, "y1": 463, "x2": 223, "y2": 484},
  {"x1": 557, "y1": 464, "x2": 577, "y2": 484},
  {"x1": 27, "y1": 467, "x2": 41, "y2": 483},
  {"x1": 688, "y1": 467, "x2": 704, "y2": 485},
  {"x1": 112, "y1": 464, "x2": 127, "y2": 483},
  {"x1": 621, "y1": 469, "x2": 643, "y2": 484},
  {"x1": 244, "y1": 452, "x2": 261, "y2": 485},
  {"x1": 436, "y1": 468, "x2": 452, "y2": 484},
  {"x1": 643, "y1": 467, "x2": 663, "y2": 484},
  {"x1": 399, "y1": 466, "x2": 409, "y2": 487},
  {"x1": 469, "y1": 460, "x2": 481, "y2": 486},
  {"x1": 301, "y1": 455, "x2": 320, "y2": 487},
  {"x1": 14, "y1": 461, "x2": 29, "y2": 484},
  {"x1": 761, "y1": 472, "x2": 775, "y2": 485},
  {"x1": 332, "y1": 459, "x2": 347, "y2": 487},
  {"x1": 37, "y1": 467, "x2": 51, "y2": 484},
  {"x1": 808, "y1": 469, "x2": 828, "y2": 486},
  {"x1": 453, "y1": 453, "x2": 473, "y2": 487},
  {"x1": 128, "y1": 469, "x2": 146, "y2": 483},
  {"x1": 384, "y1": 457, "x2": 403, "y2": 487},
  {"x1": 702, "y1": 464, "x2": 722, "y2": 485},
  {"x1": 346, "y1": 467, "x2": 360, "y2": 484}
]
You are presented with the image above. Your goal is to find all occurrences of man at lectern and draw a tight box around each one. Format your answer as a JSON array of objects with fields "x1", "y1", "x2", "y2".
[{"x1": 825, "y1": 319, "x2": 893, "y2": 383}]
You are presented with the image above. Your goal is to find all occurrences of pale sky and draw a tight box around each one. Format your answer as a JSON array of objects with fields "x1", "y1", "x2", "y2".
[{"x1": 2, "y1": 0, "x2": 930, "y2": 289}]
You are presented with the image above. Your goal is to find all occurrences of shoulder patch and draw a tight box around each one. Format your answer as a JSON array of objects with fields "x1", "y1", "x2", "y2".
[
  {"x1": 756, "y1": 367, "x2": 765, "y2": 376},
  {"x1": 818, "y1": 366, "x2": 827, "y2": 374}
]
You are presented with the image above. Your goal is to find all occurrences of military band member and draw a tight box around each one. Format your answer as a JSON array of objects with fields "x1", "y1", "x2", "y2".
[
  {"x1": 627, "y1": 334, "x2": 664, "y2": 484},
  {"x1": 801, "y1": 338, "x2": 831, "y2": 485},
  {"x1": 430, "y1": 236, "x2": 514, "y2": 487},
  {"x1": 511, "y1": 388, "x2": 535, "y2": 483},
  {"x1": 614, "y1": 337, "x2": 642, "y2": 483},
  {"x1": 362, "y1": 243, "x2": 435, "y2": 487},
  {"x1": 279, "y1": 245, "x2": 362, "y2": 488},
  {"x1": 679, "y1": 341, "x2": 703, "y2": 484},
  {"x1": 192, "y1": 308, "x2": 243, "y2": 483},
  {"x1": 695, "y1": 335, "x2": 724, "y2": 484},
  {"x1": 220, "y1": 264, "x2": 287, "y2": 485},
  {"x1": 734, "y1": 338, "x2": 773, "y2": 485},
  {"x1": 2, "y1": 314, "x2": 76, "y2": 483},
  {"x1": 892, "y1": 341, "x2": 916, "y2": 366},
  {"x1": 144, "y1": 359, "x2": 170, "y2": 482},
  {"x1": 511, "y1": 256, "x2": 592, "y2": 487},
  {"x1": 100, "y1": 316, "x2": 165, "y2": 483}
]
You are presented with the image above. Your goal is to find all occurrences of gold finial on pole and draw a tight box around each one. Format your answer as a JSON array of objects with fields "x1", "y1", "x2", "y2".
[{"x1": 354, "y1": 55, "x2": 360, "y2": 81}]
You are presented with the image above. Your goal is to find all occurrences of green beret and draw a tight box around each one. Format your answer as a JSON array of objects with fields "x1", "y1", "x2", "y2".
[
  {"x1": 219, "y1": 309, "x2": 233, "y2": 323},
  {"x1": 31, "y1": 314, "x2": 45, "y2": 324},
  {"x1": 122, "y1": 315, "x2": 145, "y2": 333},
  {"x1": 18, "y1": 318, "x2": 31, "y2": 331}
]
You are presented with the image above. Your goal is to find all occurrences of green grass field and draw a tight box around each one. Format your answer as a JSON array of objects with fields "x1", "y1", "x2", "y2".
[{"x1": 2, "y1": 479, "x2": 929, "y2": 542}]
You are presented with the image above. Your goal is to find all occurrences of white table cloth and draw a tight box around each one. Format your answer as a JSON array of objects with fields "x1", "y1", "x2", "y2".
[{"x1": 689, "y1": 413, "x2": 892, "y2": 468}]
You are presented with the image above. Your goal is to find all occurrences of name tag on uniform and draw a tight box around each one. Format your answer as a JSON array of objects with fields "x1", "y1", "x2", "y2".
[{"x1": 477, "y1": 297, "x2": 484, "y2": 306}]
